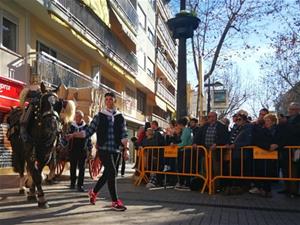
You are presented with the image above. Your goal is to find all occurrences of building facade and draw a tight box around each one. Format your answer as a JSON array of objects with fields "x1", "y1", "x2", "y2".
[{"x1": 0, "y1": 0, "x2": 177, "y2": 168}]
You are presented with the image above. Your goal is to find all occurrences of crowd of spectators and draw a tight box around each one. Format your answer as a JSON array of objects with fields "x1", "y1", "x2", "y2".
[{"x1": 132, "y1": 102, "x2": 300, "y2": 198}]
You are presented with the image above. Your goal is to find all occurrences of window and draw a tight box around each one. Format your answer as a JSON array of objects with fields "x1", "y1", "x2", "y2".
[
  {"x1": 101, "y1": 76, "x2": 115, "y2": 89},
  {"x1": 137, "y1": 89, "x2": 146, "y2": 113},
  {"x1": 137, "y1": 49, "x2": 146, "y2": 70},
  {"x1": 125, "y1": 87, "x2": 136, "y2": 112},
  {"x1": 146, "y1": 57, "x2": 154, "y2": 78},
  {"x1": 1, "y1": 13, "x2": 17, "y2": 52},
  {"x1": 147, "y1": 23, "x2": 155, "y2": 44},
  {"x1": 148, "y1": 0, "x2": 156, "y2": 11},
  {"x1": 213, "y1": 90, "x2": 226, "y2": 103},
  {"x1": 137, "y1": 5, "x2": 146, "y2": 30},
  {"x1": 37, "y1": 41, "x2": 57, "y2": 58}
]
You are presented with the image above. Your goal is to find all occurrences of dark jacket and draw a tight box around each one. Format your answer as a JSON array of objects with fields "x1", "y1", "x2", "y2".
[
  {"x1": 192, "y1": 126, "x2": 206, "y2": 145},
  {"x1": 252, "y1": 125, "x2": 283, "y2": 150},
  {"x1": 153, "y1": 127, "x2": 165, "y2": 146},
  {"x1": 286, "y1": 114, "x2": 300, "y2": 146},
  {"x1": 198, "y1": 121, "x2": 229, "y2": 147},
  {"x1": 141, "y1": 137, "x2": 159, "y2": 147},
  {"x1": 69, "y1": 121, "x2": 92, "y2": 153},
  {"x1": 166, "y1": 133, "x2": 181, "y2": 145},
  {"x1": 96, "y1": 112, "x2": 125, "y2": 147},
  {"x1": 232, "y1": 123, "x2": 253, "y2": 150}
]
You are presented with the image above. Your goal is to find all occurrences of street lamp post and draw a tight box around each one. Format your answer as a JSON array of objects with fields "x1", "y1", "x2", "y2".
[{"x1": 167, "y1": 0, "x2": 200, "y2": 120}]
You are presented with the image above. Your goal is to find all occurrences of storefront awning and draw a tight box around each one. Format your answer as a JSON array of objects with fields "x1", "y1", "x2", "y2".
[
  {"x1": 111, "y1": 8, "x2": 137, "y2": 42},
  {"x1": 124, "y1": 114, "x2": 145, "y2": 126},
  {"x1": 155, "y1": 96, "x2": 167, "y2": 111},
  {"x1": 0, "y1": 77, "x2": 26, "y2": 113},
  {"x1": 166, "y1": 104, "x2": 175, "y2": 113},
  {"x1": 82, "y1": 0, "x2": 110, "y2": 28}
]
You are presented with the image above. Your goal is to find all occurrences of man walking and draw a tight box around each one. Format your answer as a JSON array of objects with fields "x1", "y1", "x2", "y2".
[{"x1": 67, "y1": 92, "x2": 129, "y2": 211}]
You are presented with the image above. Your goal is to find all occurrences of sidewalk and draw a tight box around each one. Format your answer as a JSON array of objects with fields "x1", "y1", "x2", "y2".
[{"x1": 0, "y1": 164, "x2": 300, "y2": 225}]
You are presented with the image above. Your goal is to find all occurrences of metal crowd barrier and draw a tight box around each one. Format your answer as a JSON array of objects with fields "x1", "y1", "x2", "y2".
[
  {"x1": 208, "y1": 145, "x2": 300, "y2": 195},
  {"x1": 134, "y1": 145, "x2": 209, "y2": 193}
]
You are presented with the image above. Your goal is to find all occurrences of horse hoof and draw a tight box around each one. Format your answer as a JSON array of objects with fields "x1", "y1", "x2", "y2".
[
  {"x1": 44, "y1": 179, "x2": 58, "y2": 185},
  {"x1": 27, "y1": 195, "x2": 37, "y2": 202},
  {"x1": 38, "y1": 201, "x2": 50, "y2": 209},
  {"x1": 19, "y1": 189, "x2": 26, "y2": 195}
]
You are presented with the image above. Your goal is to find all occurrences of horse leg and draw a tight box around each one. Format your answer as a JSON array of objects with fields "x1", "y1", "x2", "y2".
[
  {"x1": 45, "y1": 160, "x2": 56, "y2": 184},
  {"x1": 26, "y1": 165, "x2": 37, "y2": 202},
  {"x1": 31, "y1": 166, "x2": 49, "y2": 208},
  {"x1": 18, "y1": 173, "x2": 26, "y2": 195},
  {"x1": 27, "y1": 182, "x2": 37, "y2": 202},
  {"x1": 18, "y1": 157, "x2": 26, "y2": 194}
]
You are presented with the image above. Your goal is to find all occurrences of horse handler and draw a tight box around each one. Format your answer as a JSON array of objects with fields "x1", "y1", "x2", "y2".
[{"x1": 66, "y1": 92, "x2": 129, "y2": 211}]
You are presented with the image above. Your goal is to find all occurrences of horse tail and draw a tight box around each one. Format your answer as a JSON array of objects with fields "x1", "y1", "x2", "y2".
[
  {"x1": 62, "y1": 100, "x2": 76, "y2": 124},
  {"x1": 19, "y1": 88, "x2": 30, "y2": 109},
  {"x1": 11, "y1": 135, "x2": 26, "y2": 174}
]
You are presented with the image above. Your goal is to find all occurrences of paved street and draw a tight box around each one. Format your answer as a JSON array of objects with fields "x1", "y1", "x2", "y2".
[{"x1": 1, "y1": 165, "x2": 300, "y2": 225}]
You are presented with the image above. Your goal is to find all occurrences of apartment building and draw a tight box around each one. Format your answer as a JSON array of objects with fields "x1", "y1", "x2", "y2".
[{"x1": 0, "y1": 0, "x2": 177, "y2": 168}]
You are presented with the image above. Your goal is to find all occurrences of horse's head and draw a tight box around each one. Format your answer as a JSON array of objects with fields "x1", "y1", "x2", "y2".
[
  {"x1": 27, "y1": 83, "x2": 61, "y2": 146},
  {"x1": 39, "y1": 82, "x2": 62, "y2": 121}
]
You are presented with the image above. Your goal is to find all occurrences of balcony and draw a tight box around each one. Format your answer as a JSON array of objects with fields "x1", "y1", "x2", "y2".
[
  {"x1": 30, "y1": 52, "x2": 137, "y2": 117},
  {"x1": 157, "y1": 0, "x2": 173, "y2": 21},
  {"x1": 157, "y1": 15, "x2": 177, "y2": 61},
  {"x1": 156, "y1": 81, "x2": 176, "y2": 108},
  {"x1": 49, "y1": 0, "x2": 137, "y2": 76},
  {"x1": 157, "y1": 50, "x2": 176, "y2": 85},
  {"x1": 109, "y1": 0, "x2": 138, "y2": 34},
  {"x1": 151, "y1": 113, "x2": 169, "y2": 129},
  {"x1": 0, "y1": 46, "x2": 25, "y2": 82}
]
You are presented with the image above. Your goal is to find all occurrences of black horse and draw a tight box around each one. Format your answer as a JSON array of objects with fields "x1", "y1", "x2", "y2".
[
  {"x1": 7, "y1": 83, "x2": 75, "y2": 208},
  {"x1": 7, "y1": 106, "x2": 27, "y2": 194}
]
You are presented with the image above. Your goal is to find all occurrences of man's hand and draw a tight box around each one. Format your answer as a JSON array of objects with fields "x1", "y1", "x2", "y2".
[
  {"x1": 65, "y1": 133, "x2": 73, "y2": 141},
  {"x1": 210, "y1": 144, "x2": 216, "y2": 151},
  {"x1": 121, "y1": 138, "x2": 128, "y2": 148},
  {"x1": 229, "y1": 144, "x2": 235, "y2": 149},
  {"x1": 270, "y1": 144, "x2": 278, "y2": 151},
  {"x1": 123, "y1": 148, "x2": 129, "y2": 161}
]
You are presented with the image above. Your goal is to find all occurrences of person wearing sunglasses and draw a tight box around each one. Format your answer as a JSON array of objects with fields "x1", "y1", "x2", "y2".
[{"x1": 224, "y1": 113, "x2": 252, "y2": 195}]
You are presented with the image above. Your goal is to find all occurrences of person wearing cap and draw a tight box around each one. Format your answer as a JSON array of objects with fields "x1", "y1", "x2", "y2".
[{"x1": 66, "y1": 92, "x2": 129, "y2": 211}]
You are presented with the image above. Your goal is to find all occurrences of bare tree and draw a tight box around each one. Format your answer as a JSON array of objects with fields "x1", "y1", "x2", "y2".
[
  {"x1": 259, "y1": 0, "x2": 300, "y2": 109},
  {"x1": 214, "y1": 65, "x2": 249, "y2": 117},
  {"x1": 179, "y1": 0, "x2": 279, "y2": 117}
]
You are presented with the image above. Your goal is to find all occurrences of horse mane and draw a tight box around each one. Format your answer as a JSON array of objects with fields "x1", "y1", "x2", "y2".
[
  {"x1": 61, "y1": 100, "x2": 76, "y2": 124},
  {"x1": 19, "y1": 88, "x2": 30, "y2": 109}
]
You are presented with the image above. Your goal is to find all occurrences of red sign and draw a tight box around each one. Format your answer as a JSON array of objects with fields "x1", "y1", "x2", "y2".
[{"x1": 0, "y1": 76, "x2": 26, "y2": 113}]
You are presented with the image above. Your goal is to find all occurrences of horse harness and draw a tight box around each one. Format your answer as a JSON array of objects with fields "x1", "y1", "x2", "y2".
[{"x1": 25, "y1": 91, "x2": 62, "y2": 169}]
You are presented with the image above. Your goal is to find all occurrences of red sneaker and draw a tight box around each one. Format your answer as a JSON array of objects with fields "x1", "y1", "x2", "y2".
[
  {"x1": 111, "y1": 199, "x2": 127, "y2": 211},
  {"x1": 88, "y1": 189, "x2": 97, "y2": 205}
]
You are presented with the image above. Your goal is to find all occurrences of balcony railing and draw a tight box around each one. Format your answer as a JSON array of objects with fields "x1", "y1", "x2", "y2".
[
  {"x1": 156, "y1": 81, "x2": 176, "y2": 107},
  {"x1": 157, "y1": 50, "x2": 177, "y2": 84},
  {"x1": 157, "y1": 15, "x2": 176, "y2": 60},
  {"x1": 51, "y1": 0, "x2": 137, "y2": 76},
  {"x1": 31, "y1": 52, "x2": 137, "y2": 115},
  {"x1": 109, "y1": 0, "x2": 138, "y2": 33},
  {"x1": 151, "y1": 113, "x2": 169, "y2": 129},
  {"x1": 157, "y1": 0, "x2": 173, "y2": 21}
]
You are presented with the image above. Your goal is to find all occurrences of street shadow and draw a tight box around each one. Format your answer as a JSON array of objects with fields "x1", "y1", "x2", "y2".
[{"x1": 0, "y1": 202, "x2": 112, "y2": 225}]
